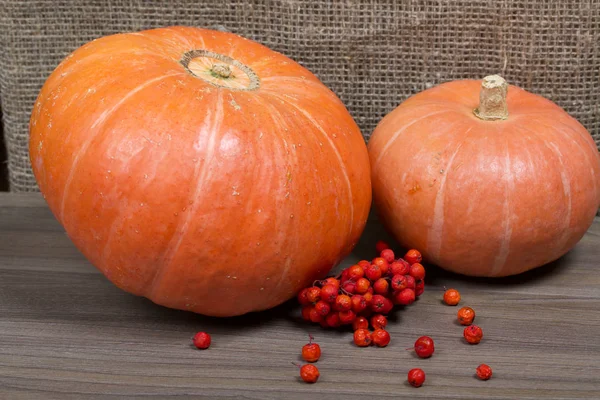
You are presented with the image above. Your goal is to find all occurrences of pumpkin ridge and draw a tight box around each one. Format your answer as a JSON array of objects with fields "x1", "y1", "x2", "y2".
[
  {"x1": 149, "y1": 90, "x2": 225, "y2": 299},
  {"x1": 490, "y1": 134, "x2": 515, "y2": 276},
  {"x1": 58, "y1": 72, "x2": 181, "y2": 223},
  {"x1": 268, "y1": 92, "x2": 355, "y2": 248},
  {"x1": 373, "y1": 110, "x2": 457, "y2": 167},
  {"x1": 427, "y1": 125, "x2": 474, "y2": 261}
]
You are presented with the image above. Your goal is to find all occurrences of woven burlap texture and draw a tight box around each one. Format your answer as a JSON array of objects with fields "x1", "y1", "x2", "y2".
[{"x1": 1, "y1": 0, "x2": 599, "y2": 191}]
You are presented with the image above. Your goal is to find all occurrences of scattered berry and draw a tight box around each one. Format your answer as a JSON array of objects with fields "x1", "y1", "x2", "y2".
[
  {"x1": 370, "y1": 314, "x2": 388, "y2": 330},
  {"x1": 301, "y1": 335, "x2": 321, "y2": 362},
  {"x1": 412, "y1": 336, "x2": 435, "y2": 358},
  {"x1": 464, "y1": 325, "x2": 483, "y2": 344},
  {"x1": 404, "y1": 249, "x2": 422, "y2": 265},
  {"x1": 353, "y1": 328, "x2": 373, "y2": 347},
  {"x1": 458, "y1": 306, "x2": 476, "y2": 325},
  {"x1": 353, "y1": 315, "x2": 369, "y2": 331},
  {"x1": 443, "y1": 288, "x2": 461, "y2": 306},
  {"x1": 192, "y1": 332, "x2": 211, "y2": 349},
  {"x1": 375, "y1": 240, "x2": 390, "y2": 253},
  {"x1": 295, "y1": 363, "x2": 320, "y2": 383},
  {"x1": 372, "y1": 329, "x2": 391, "y2": 347},
  {"x1": 407, "y1": 368, "x2": 426, "y2": 387},
  {"x1": 476, "y1": 364, "x2": 493, "y2": 380}
]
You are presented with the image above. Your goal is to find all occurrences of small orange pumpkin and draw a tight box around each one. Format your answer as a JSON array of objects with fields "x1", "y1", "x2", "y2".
[
  {"x1": 368, "y1": 75, "x2": 600, "y2": 277},
  {"x1": 29, "y1": 27, "x2": 372, "y2": 316}
]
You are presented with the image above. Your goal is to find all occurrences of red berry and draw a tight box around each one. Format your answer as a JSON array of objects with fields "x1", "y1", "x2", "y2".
[
  {"x1": 301, "y1": 335, "x2": 321, "y2": 362},
  {"x1": 297, "y1": 288, "x2": 311, "y2": 305},
  {"x1": 370, "y1": 314, "x2": 388, "y2": 330},
  {"x1": 306, "y1": 286, "x2": 321, "y2": 303},
  {"x1": 372, "y1": 329, "x2": 391, "y2": 347},
  {"x1": 415, "y1": 280, "x2": 425, "y2": 297},
  {"x1": 443, "y1": 288, "x2": 461, "y2": 306},
  {"x1": 314, "y1": 300, "x2": 331, "y2": 316},
  {"x1": 363, "y1": 291, "x2": 373, "y2": 305},
  {"x1": 358, "y1": 260, "x2": 371, "y2": 271},
  {"x1": 458, "y1": 306, "x2": 476, "y2": 325},
  {"x1": 373, "y1": 278, "x2": 389, "y2": 295},
  {"x1": 370, "y1": 294, "x2": 388, "y2": 313},
  {"x1": 476, "y1": 364, "x2": 493, "y2": 380},
  {"x1": 353, "y1": 316, "x2": 369, "y2": 331},
  {"x1": 394, "y1": 288, "x2": 416, "y2": 305},
  {"x1": 324, "y1": 312, "x2": 341, "y2": 328},
  {"x1": 365, "y1": 264, "x2": 382, "y2": 281},
  {"x1": 192, "y1": 332, "x2": 211, "y2": 349},
  {"x1": 404, "y1": 275, "x2": 416, "y2": 289},
  {"x1": 380, "y1": 297, "x2": 394, "y2": 314},
  {"x1": 375, "y1": 240, "x2": 390, "y2": 253},
  {"x1": 405, "y1": 249, "x2": 422, "y2": 265},
  {"x1": 334, "y1": 294, "x2": 352, "y2": 311},
  {"x1": 409, "y1": 263, "x2": 426, "y2": 280},
  {"x1": 340, "y1": 269, "x2": 350, "y2": 283},
  {"x1": 301, "y1": 305, "x2": 313, "y2": 321},
  {"x1": 390, "y1": 259, "x2": 410, "y2": 276},
  {"x1": 298, "y1": 364, "x2": 320, "y2": 383},
  {"x1": 353, "y1": 329, "x2": 373, "y2": 347},
  {"x1": 380, "y1": 248, "x2": 395, "y2": 263},
  {"x1": 338, "y1": 309, "x2": 356, "y2": 325},
  {"x1": 372, "y1": 257, "x2": 389, "y2": 275},
  {"x1": 413, "y1": 336, "x2": 435, "y2": 358},
  {"x1": 408, "y1": 368, "x2": 425, "y2": 387},
  {"x1": 391, "y1": 274, "x2": 407, "y2": 291},
  {"x1": 355, "y1": 277, "x2": 371, "y2": 294},
  {"x1": 320, "y1": 284, "x2": 338, "y2": 303},
  {"x1": 341, "y1": 280, "x2": 356, "y2": 294},
  {"x1": 464, "y1": 325, "x2": 483, "y2": 344},
  {"x1": 347, "y1": 264, "x2": 364, "y2": 281},
  {"x1": 323, "y1": 277, "x2": 340, "y2": 289},
  {"x1": 351, "y1": 295, "x2": 368, "y2": 314},
  {"x1": 309, "y1": 307, "x2": 323, "y2": 323}
]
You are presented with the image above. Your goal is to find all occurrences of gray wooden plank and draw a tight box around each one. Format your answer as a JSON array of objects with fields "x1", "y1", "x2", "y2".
[{"x1": 1, "y1": 193, "x2": 599, "y2": 399}]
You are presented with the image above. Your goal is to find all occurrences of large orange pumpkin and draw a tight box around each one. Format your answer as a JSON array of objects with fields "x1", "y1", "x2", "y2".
[
  {"x1": 29, "y1": 26, "x2": 371, "y2": 316},
  {"x1": 369, "y1": 75, "x2": 600, "y2": 277}
]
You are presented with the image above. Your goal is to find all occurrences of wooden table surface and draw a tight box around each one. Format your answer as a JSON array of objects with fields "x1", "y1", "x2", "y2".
[{"x1": 1, "y1": 193, "x2": 599, "y2": 399}]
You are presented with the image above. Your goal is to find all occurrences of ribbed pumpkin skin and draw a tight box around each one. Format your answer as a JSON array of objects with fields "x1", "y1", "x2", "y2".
[
  {"x1": 29, "y1": 27, "x2": 371, "y2": 316},
  {"x1": 368, "y1": 80, "x2": 600, "y2": 277}
]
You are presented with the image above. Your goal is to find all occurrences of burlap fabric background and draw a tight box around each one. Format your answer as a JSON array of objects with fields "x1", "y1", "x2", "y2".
[{"x1": 1, "y1": 0, "x2": 599, "y2": 191}]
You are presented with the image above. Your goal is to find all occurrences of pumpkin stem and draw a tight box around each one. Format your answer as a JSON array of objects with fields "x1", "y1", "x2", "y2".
[
  {"x1": 473, "y1": 75, "x2": 508, "y2": 121},
  {"x1": 211, "y1": 63, "x2": 232, "y2": 79}
]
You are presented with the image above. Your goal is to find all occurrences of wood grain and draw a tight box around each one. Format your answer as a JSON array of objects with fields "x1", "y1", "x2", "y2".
[{"x1": 1, "y1": 193, "x2": 599, "y2": 399}]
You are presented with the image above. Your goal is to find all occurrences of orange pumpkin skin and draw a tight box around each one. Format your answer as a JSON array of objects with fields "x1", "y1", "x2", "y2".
[
  {"x1": 29, "y1": 27, "x2": 371, "y2": 316},
  {"x1": 368, "y1": 78, "x2": 600, "y2": 277}
]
